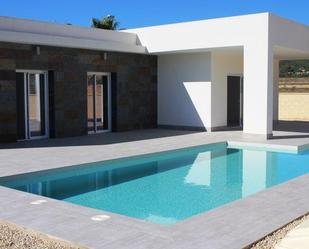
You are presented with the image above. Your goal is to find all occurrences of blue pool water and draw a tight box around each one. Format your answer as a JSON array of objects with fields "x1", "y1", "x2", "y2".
[{"x1": 1, "y1": 144, "x2": 309, "y2": 225}]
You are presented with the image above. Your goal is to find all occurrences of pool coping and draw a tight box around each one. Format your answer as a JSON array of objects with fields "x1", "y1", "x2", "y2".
[
  {"x1": 0, "y1": 171, "x2": 308, "y2": 249},
  {"x1": 0, "y1": 139, "x2": 306, "y2": 179},
  {"x1": 0, "y1": 132, "x2": 309, "y2": 249}
]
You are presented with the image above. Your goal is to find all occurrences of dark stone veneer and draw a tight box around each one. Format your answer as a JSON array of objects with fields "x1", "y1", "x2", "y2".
[{"x1": 0, "y1": 42, "x2": 157, "y2": 142}]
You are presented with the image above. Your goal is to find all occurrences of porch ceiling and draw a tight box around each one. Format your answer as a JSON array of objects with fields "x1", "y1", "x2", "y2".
[{"x1": 274, "y1": 46, "x2": 309, "y2": 60}]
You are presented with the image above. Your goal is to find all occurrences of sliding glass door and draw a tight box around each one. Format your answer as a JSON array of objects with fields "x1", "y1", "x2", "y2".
[
  {"x1": 16, "y1": 71, "x2": 49, "y2": 140},
  {"x1": 87, "y1": 73, "x2": 110, "y2": 133}
]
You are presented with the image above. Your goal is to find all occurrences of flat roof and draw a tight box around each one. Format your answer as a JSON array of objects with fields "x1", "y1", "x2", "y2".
[
  {"x1": 0, "y1": 16, "x2": 146, "y2": 54},
  {"x1": 127, "y1": 13, "x2": 309, "y2": 55},
  {"x1": 0, "y1": 13, "x2": 308, "y2": 56}
]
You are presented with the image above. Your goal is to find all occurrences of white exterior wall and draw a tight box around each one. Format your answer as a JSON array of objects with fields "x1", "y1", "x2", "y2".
[
  {"x1": 130, "y1": 13, "x2": 273, "y2": 136},
  {"x1": 211, "y1": 51, "x2": 243, "y2": 128},
  {"x1": 157, "y1": 51, "x2": 243, "y2": 130},
  {"x1": 158, "y1": 52, "x2": 212, "y2": 129}
]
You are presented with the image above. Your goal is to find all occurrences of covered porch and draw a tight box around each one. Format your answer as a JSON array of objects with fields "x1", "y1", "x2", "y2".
[
  {"x1": 273, "y1": 46, "x2": 309, "y2": 135},
  {"x1": 129, "y1": 13, "x2": 309, "y2": 138}
]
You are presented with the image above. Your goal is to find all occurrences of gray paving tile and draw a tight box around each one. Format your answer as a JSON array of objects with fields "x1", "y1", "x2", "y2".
[{"x1": 0, "y1": 129, "x2": 308, "y2": 248}]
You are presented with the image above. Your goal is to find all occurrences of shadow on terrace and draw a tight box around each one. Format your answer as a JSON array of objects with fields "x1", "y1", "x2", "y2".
[
  {"x1": 272, "y1": 121, "x2": 309, "y2": 139},
  {"x1": 0, "y1": 129, "x2": 201, "y2": 150}
]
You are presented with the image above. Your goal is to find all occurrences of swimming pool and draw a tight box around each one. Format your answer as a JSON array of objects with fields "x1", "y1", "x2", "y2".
[{"x1": 1, "y1": 144, "x2": 309, "y2": 225}]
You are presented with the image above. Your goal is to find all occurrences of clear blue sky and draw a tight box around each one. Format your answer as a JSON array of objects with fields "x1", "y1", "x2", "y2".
[{"x1": 1, "y1": 0, "x2": 309, "y2": 29}]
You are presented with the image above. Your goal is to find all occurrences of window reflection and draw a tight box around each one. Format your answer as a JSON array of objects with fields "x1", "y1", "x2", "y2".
[
  {"x1": 87, "y1": 75, "x2": 95, "y2": 132},
  {"x1": 28, "y1": 73, "x2": 45, "y2": 137},
  {"x1": 87, "y1": 74, "x2": 109, "y2": 132}
]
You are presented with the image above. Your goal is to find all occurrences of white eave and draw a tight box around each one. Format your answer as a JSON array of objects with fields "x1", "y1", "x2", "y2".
[{"x1": 0, "y1": 16, "x2": 147, "y2": 54}]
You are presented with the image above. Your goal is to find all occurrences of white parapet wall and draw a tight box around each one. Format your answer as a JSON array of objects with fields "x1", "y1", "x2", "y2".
[{"x1": 128, "y1": 13, "x2": 269, "y2": 54}]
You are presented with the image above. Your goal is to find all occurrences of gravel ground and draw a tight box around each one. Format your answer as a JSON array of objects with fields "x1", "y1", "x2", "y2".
[
  {"x1": 0, "y1": 219, "x2": 87, "y2": 249},
  {"x1": 249, "y1": 214, "x2": 309, "y2": 249}
]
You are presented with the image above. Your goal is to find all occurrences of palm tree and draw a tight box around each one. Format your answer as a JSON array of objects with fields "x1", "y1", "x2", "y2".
[{"x1": 91, "y1": 15, "x2": 119, "y2": 30}]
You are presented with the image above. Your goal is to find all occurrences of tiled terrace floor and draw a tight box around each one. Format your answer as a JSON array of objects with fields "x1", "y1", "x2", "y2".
[
  {"x1": 0, "y1": 128, "x2": 308, "y2": 249},
  {"x1": 0, "y1": 128, "x2": 309, "y2": 177}
]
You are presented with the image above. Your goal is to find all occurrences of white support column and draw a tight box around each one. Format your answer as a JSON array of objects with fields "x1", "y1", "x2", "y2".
[
  {"x1": 273, "y1": 59, "x2": 279, "y2": 122},
  {"x1": 243, "y1": 45, "x2": 274, "y2": 138}
]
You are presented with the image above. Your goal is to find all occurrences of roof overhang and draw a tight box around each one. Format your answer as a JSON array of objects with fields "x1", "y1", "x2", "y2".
[{"x1": 0, "y1": 16, "x2": 147, "y2": 54}]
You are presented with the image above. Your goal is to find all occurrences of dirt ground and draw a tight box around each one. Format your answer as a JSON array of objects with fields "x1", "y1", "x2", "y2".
[
  {"x1": 279, "y1": 78, "x2": 309, "y2": 121},
  {"x1": 279, "y1": 93, "x2": 309, "y2": 121}
]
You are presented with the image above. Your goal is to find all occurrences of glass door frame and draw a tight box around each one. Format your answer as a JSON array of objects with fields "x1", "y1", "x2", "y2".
[
  {"x1": 16, "y1": 70, "x2": 49, "y2": 140},
  {"x1": 87, "y1": 72, "x2": 112, "y2": 134}
]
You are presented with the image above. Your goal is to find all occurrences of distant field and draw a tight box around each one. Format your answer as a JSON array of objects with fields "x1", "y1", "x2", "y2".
[{"x1": 279, "y1": 78, "x2": 309, "y2": 121}]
